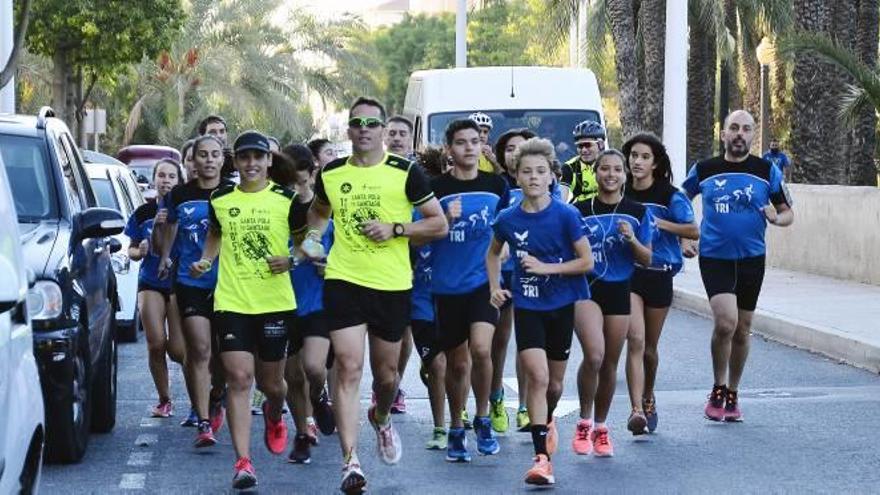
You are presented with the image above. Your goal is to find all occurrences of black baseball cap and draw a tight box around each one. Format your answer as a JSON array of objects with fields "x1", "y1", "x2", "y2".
[{"x1": 234, "y1": 130, "x2": 271, "y2": 154}]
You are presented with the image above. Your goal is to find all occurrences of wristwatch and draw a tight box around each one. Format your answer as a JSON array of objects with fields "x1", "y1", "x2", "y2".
[{"x1": 392, "y1": 223, "x2": 405, "y2": 238}]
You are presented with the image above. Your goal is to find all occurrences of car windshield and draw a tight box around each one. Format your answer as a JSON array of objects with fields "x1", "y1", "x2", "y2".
[
  {"x1": 128, "y1": 160, "x2": 155, "y2": 186},
  {"x1": 428, "y1": 109, "x2": 602, "y2": 164},
  {"x1": 0, "y1": 134, "x2": 58, "y2": 222},
  {"x1": 91, "y1": 178, "x2": 119, "y2": 210}
]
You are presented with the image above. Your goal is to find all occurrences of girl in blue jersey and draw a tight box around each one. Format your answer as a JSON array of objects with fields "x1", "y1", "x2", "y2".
[
  {"x1": 571, "y1": 149, "x2": 653, "y2": 458},
  {"x1": 622, "y1": 133, "x2": 699, "y2": 434},
  {"x1": 125, "y1": 159, "x2": 185, "y2": 418},
  {"x1": 487, "y1": 138, "x2": 593, "y2": 486}
]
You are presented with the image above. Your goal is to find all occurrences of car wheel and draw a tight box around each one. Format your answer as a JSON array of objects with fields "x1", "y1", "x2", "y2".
[
  {"x1": 91, "y1": 311, "x2": 118, "y2": 433},
  {"x1": 45, "y1": 327, "x2": 91, "y2": 463}
]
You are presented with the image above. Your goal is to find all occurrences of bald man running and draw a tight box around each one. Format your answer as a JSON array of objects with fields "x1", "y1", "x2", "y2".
[{"x1": 682, "y1": 110, "x2": 794, "y2": 423}]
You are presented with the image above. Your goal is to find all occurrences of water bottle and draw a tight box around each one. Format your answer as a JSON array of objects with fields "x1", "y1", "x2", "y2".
[{"x1": 301, "y1": 231, "x2": 325, "y2": 260}]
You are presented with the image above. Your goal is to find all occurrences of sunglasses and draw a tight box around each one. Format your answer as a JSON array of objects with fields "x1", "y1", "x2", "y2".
[
  {"x1": 348, "y1": 117, "x2": 385, "y2": 129},
  {"x1": 576, "y1": 141, "x2": 599, "y2": 150}
]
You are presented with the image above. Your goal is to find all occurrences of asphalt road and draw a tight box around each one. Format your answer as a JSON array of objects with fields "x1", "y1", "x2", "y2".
[{"x1": 41, "y1": 309, "x2": 880, "y2": 494}]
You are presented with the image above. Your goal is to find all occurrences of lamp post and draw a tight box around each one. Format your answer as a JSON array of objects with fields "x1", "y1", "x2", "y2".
[
  {"x1": 456, "y1": 0, "x2": 467, "y2": 68},
  {"x1": 756, "y1": 37, "x2": 775, "y2": 155}
]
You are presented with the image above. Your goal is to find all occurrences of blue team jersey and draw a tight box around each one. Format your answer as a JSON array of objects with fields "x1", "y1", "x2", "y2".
[
  {"x1": 124, "y1": 202, "x2": 169, "y2": 290},
  {"x1": 502, "y1": 180, "x2": 563, "y2": 273},
  {"x1": 625, "y1": 182, "x2": 694, "y2": 275},
  {"x1": 682, "y1": 155, "x2": 790, "y2": 260},
  {"x1": 411, "y1": 243, "x2": 434, "y2": 322},
  {"x1": 492, "y1": 198, "x2": 590, "y2": 311},
  {"x1": 430, "y1": 172, "x2": 509, "y2": 295},
  {"x1": 762, "y1": 150, "x2": 790, "y2": 171},
  {"x1": 163, "y1": 181, "x2": 227, "y2": 289},
  {"x1": 575, "y1": 197, "x2": 655, "y2": 282},
  {"x1": 291, "y1": 221, "x2": 334, "y2": 317}
]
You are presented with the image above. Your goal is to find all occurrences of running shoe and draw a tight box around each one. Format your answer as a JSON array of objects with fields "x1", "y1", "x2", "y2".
[
  {"x1": 490, "y1": 397, "x2": 509, "y2": 433},
  {"x1": 340, "y1": 461, "x2": 366, "y2": 494},
  {"x1": 209, "y1": 390, "x2": 226, "y2": 433},
  {"x1": 516, "y1": 408, "x2": 530, "y2": 432},
  {"x1": 232, "y1": 457, "x2": 257, "y2": 490},
  {"x1": 704, "y1": 384, "x2": 727, "y2": 422},
  {"x1": 572, "y1": 418, "x2": 593, "y2": 455},
  {"x1": 643, "y1": 396, "x2": 658, "y2": 433},
  {"x1": 287, "y1": 433, "x2": 312, "y2": 464},
  {"x1": 524, "y1": 454, "x2": 555, "y2": 486},
  {"x1": 724, "y1": 389, "x2": 743, "y2": 422},
  {"x1": 591, "y1": 425, "x2": 614, "y2": 457},
  {"x1": 627, "y1": 409, "x2": 648, "y2": 435},
  {"x1": 151, "y1": 399, "x2": 173, "y2": 418},
  {"x1": 251, "y1": 389, "x2": 264, "y2": 416},
  {"x1": 312, "y1": 388, "x2": 336, "y2": 435},
  {"x1": 461, "y1": 409, "x2": 473, "y2": 430},
  {"x1": 306, "y1": 418, "x2": 319, "y2": 445},
  {"x1": 368, "y1": 406, "x2": 402, "y2": 464},
  {"x1": 426, "y1": 427, "x2": 448, "y2": 450},
  {"x1": 390, "y1": 388, "x2": 407, "y2": 414},
  {"x1": 262, "y1": 401, "x2": 288, "y2": 455},
  {"x1": 547, "y1": 419, "x2": 558, "y2": 456},
  {"x1": 445, "y1": 427, "x2": 472, "y2": 462},
  {"x1": 180, "y1": 408, "x2": 199, "y2": 427},
  {"x1": 194, "y1": 420, "x2": 216, "y2": 448},
  {"x1": 474, "y1": 416, "x2": 500, "y2": 455}
]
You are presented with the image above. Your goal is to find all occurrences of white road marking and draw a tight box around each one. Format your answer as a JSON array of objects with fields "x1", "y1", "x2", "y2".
[
  {"x1": 139, "y1": 418, "x2": 161, "y2": 427},
  {"x1": 119, "y1": 473, "x2": 146, "y2": 490},
  {"x1": 127, "y1": 452, "x2": 153, "y2": 466},
  {"x1": 134, "y1": 434, "x2": 158, "y2": 447}
]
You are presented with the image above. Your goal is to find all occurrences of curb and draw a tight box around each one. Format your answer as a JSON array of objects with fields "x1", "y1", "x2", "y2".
[{"x1": 672, "y1": 287, "x2": 880, "y2": 374}]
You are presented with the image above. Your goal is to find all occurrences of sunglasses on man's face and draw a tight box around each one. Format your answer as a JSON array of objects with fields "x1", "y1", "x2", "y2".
[
  {"x1": 576, "y1": 141, "x2": 599, "y2": 150},
  {"x1": 348, "y1": 117, "x2": 385, "y2": 129}
]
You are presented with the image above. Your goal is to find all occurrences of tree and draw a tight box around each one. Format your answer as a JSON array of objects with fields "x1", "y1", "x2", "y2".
[
  {"x1": 21, "y1": 0, "x2": 182, "y2": 130},
  {"x1": 0, "y1": 0, "x2": 32, "y2": 89}
]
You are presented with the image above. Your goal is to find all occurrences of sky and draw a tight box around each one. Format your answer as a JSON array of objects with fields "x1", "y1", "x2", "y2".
[{"x1": 285, "y1": 0, "x2": 385, "y2": 15}]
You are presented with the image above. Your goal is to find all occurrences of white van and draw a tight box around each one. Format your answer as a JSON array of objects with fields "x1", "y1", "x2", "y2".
[{"x1": 402, "y1": 66, "x2": 605, "y2": 163}]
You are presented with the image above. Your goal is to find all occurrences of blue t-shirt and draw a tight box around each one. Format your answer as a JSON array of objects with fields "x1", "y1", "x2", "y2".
[
  {"x1": 124, "y1": 202, "x2": 169, "y2": 290},
  {"x1": 502, "y1": 179, "x2": 563, "y2": 273},
  {"x1": 163, "y1": 181, "x2": 226, "y2": 289},
  {"x1": 682, "y1": 155, "x2": 790, "y2": 260},
  {"x1": 492, "y1": 198, "x2": 590, "y2": 311},
  {"x1": 291, "y1": 220, "x2": 334, "y2": 317},
  {"x1": 430, "y1": 172, "x2": 509, "y2": 295},
  {"x1": 575, "y1": 197, "x2": 655, "y2": 282},
  {"x1": 762, "y1": 150, "x2": 790, "y2": 171},
  {"x1": 625, "y1": 182, "x2": 694, "y2": 275},
  {"x1": 411, "y1": 243, "x2": 434, "y2": 322}
]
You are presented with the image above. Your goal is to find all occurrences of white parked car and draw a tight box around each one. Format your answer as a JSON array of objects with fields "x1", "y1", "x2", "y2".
[
  {"x1": 0, "y1": 156, "x2": 45, "y2": 493},
  {"x1": 85, "y1": 163, "x2": 145, "y2": 342}
]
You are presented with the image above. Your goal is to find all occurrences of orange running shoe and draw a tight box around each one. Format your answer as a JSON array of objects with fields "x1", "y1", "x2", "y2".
[
  {"x1": 525, "y1": 454, "x2": 555, "y2": 486},
  {"x1": 546, "y1": 419, "x2": 558, "y2": 456},
  {"x1": 591, "y1": 425, "x2": 614, "y2": 457},
  {"x1": 262, "y1": 402, "x2": 289, "y2": 455},
  {"x1": 571, "y1": 418, "x2": 593, "y2": 455}
]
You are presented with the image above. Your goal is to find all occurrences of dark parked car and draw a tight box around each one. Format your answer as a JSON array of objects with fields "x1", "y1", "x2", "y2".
[{"x1": 0, "y1": 107, "x2": 124, "y2": 463}]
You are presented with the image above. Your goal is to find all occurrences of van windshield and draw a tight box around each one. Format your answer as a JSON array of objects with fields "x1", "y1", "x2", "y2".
[
  {"x1": 428, "y1": 110, "x2": 602, "y2": 164},
  {"x1": 0, "y1": 134, "x2": 59, "y2": 222}
]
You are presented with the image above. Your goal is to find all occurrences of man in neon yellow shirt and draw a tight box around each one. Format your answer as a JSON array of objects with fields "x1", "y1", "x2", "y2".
[
  {"x1": 560, "y1": 120, "x2": 605, "y2": 203},
  {"x1": 307, "y1": 97, "x2": 448, "y2": 493},
  {"x1": 193, "y1": 131, "x2": 309, "y2": 490},
  {"x1": 469, "y1": 111, "x2": 500, "y2": 173}
]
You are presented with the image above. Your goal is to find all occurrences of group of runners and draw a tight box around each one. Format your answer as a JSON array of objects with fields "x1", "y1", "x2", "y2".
[{"x1": 124, "y1": 97, "x2": 793, "y2": 493}]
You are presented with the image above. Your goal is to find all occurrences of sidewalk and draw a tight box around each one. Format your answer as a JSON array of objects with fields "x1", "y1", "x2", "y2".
[{"x1": 673, "y1": 258, "x2": 880, "y2": 373}]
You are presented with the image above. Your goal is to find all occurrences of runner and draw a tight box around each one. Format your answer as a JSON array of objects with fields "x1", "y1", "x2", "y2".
[
  {"x1": 431, "y1": 119, "x2": 507, "y2": 462},
  {"x1": 191, "y1": 130, "x2": 309, "y2": 489},
  {"x1": 198, "y1": 114, "x2": 228, "y2": 145},
  {"x1": 682, "y1": 110, "x2": 793, "y2": 422},
  {"x1": 572, "y1": 149, "x2": 654, "y2": 457},
  {"x1": 307, "y1": 138, "x2": 338, "y2": 169},
  {"x1": 156, "y1": 134, "x2": 228, "y2": 447},
  {"x1": 468, "y1": 112, "x2": 499, "y2": 173},
  {"x1": 487, "y1": 137, "x2": 593, "y2": 486},
  {"x1": 622, "y1": 132, "x2": 698, "y2": 434},
  {"x1": 125, "y1": 159, "x2": 186, "y2": 418},
  {"x1": 561, "y1": 120, "x2": 605, "y2": 203},
  {"x1": 180, "y1": 139, "x2": 196, "y2": 182},
  {"x1": 305, "y1": 97, "x2": 448, "y2": 494},
  {"x1": 489, "y1": 128, "x2": 537, "y2": 434}
]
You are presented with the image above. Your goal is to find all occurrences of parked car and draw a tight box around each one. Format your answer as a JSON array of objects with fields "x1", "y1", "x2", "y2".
[
  {"x1": 0, "y1": 154, "x2": 45, "y2": 493},
  {"x1": 81, "y1": 149, "x2": 126, "y2": 166},
  {"x1": 116, "y1": 145, "x2": 181, "y2": 190},
  {"x1": 86, "y1": 163, "x2": 145, "y2": 343},
  {"x1": 0, "y1": 107, "x2": 123, "y2": 463}
]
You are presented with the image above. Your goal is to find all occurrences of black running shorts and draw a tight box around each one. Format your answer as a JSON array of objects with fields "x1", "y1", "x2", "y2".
[
  {"x1": 434, "y1": 284, "x2": 499, "y2": 351},
  {"x1": 174, "y1": 283, "x2": 214, "y2": 319},
  {"x1": 214, "y1": 310, "x2": 295, "y2": 362},
  {"x1": 411, "y1": 319, "x2": 440, "y2": 366},
  {"x1": 588, "y1": 278, "x2": 632, "y2": 316},
  {"x1": 323, "y1": 279, "x2": 410, "y2": 343},
  {"x1": 630, "y1": 268, "x2": 674, "y2": 309},
  {"x1": 699, "y1": 255, "x2": 766, "y2": 311},
  {"x1": 514, "y1": 305, "x2": 575, "y2": 361}
]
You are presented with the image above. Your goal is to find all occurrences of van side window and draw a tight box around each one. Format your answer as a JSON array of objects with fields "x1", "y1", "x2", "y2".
[{"x1": 53, "y1": 133, "x2": 83, "y2": 214}]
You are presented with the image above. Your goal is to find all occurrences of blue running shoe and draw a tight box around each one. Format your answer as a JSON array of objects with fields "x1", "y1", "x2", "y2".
[
  {"x1": 474, "y1": 416, "x2": 500, "y2": 455},
  {"x1": 644, "y1": 396, "x2": 658, "y2": 433},
  {"x1": 445, "y1": 428, "x2": 472, "y2": 463},
  {"x1": 180, "y1": 408, "x2": 199, "y2": 427}
]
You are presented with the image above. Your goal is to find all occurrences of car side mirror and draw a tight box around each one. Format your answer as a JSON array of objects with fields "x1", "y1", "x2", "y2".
[
  {"x1": 74, "y1": 207, "x2": 125, "y2": 242},
  {"x1": 108, "y1": 238, "x2": 123, "y2": 254}
]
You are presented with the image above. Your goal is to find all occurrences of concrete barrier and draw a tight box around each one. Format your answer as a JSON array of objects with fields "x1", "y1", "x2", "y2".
[{"x1": 691, "y1": 183, "x2": 880, "y2": 286}]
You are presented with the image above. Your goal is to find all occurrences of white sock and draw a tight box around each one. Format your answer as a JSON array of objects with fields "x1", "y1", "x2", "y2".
[{"x1": 594, "y1": 421, "x2": 607, "y2": 430}]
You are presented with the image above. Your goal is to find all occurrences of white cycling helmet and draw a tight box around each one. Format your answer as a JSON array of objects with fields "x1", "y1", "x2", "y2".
[{"x1": 468, "y1": 112, "x2": 494, "y2": 129}]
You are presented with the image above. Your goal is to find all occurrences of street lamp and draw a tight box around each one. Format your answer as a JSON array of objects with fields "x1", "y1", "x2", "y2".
[{"x1": 756, "y1": 37, "x2": 775, "y2": 154}]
